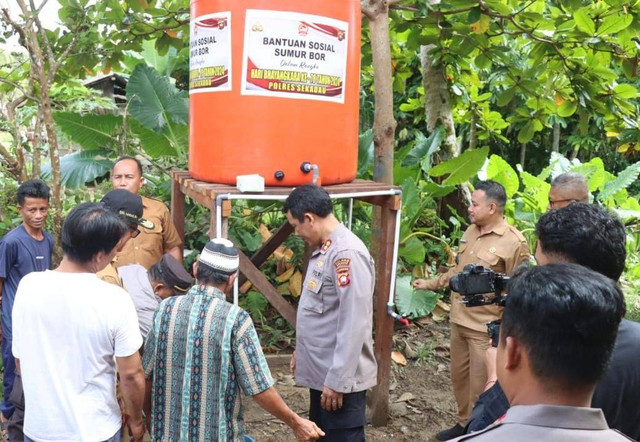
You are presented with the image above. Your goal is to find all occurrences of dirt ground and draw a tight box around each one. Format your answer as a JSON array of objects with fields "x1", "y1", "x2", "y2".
[{"x1": 244, "y1": 318, "x2": 458, "y2": 441}]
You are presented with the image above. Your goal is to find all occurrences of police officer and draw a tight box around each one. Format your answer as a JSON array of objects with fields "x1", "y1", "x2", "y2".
[
  {"x1": 111, "y1": 156, "x2": 183, "y2": 269},
  {"x1": 284, "y1": 185, "x2": 377, "y2": 442},
  {"x1": 413, "y1": 180, "x2": 530, "y2": 441}
]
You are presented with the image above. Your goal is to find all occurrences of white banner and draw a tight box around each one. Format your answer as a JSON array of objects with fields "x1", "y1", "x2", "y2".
[
  {"x1": 189, "y1": 12, "x2": 232, "y2": 94},
  {"x1": 241, "y1": 10, "x2": 349, "y2": 103}
]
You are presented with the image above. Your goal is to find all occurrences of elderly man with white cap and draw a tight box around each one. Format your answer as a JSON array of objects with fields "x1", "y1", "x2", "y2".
[{"x1": 142, "y1": 238, "x2": 324, "y2": 441}]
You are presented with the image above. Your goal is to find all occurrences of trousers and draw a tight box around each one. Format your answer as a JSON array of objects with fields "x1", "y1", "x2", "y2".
[{"x1": 450, "y1": 322, "x2": 490, "y2": 425}]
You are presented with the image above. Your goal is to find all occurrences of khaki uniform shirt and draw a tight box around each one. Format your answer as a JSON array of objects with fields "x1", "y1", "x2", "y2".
[
  {"x1": 96, "y1": 261, "x2": 123, "y2": 288},
  {"x1": 115, "y1": 196, "x2": 182, "y2": 270},
  {"x1": 451, "y1": 405, "x2": 634, "y2": 441},
  {"x1": 295, "y1": 224, "x2": 378, "y2": 394},
  {"x1": 423, "y1": 218, "x2": 530, "y2": 332}
]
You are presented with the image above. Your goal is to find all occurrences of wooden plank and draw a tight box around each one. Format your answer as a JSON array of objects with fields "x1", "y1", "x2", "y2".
[
  {"x1": 238, "y1": 250, "x2": 297, "y2": 327},
  {"x1": 370, "y1": 201, "x2": 398, "y2": 426},
  {"x1": 238, "y1": 221, "x2": 293, "y2": 286},
  {"x1": 171, "y1": 172, "x2": 186, "y2": 243}
]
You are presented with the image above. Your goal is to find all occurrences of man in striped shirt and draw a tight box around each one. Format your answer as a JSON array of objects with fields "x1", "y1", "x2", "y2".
[{"x1": 142, "y1": 238, "x2": 323, "y2": 441}]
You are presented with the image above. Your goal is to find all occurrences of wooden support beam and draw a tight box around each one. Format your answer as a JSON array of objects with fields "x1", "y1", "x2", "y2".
[
  {"x1": 238, "y1": 250, "x2": 297, "y2": 328},
  {"x1": 171, "y1": 171, "x2": 186, "y2": 243},
  {"x1": 370, "y1": 204, "x2": 398, "y2": 426},
  {"x1": 238, "y1": 222, "x2": 294, "y2": 286}
]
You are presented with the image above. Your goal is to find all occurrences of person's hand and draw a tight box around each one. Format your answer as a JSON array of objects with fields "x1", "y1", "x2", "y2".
[
  {"x1": 290, "y1": 350, "x2": 296, "y2": 375},
  {"x1": 321, "y1": 386, "x2": 343, "y2": 411},
  {"x1": 292, "y1": 417, "x2": 325, "y2": 441},
  {"x1": 413, "y1": 279, "x2": 429, "y2": 290},
  {"x1": 484, "y1": 341, "x2": 498, "y2": 391},
  {"x1": 128, "y1": 417, "x2": 145, "y2": 442}
]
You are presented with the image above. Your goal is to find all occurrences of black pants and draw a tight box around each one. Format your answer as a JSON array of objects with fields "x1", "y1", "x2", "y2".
[
  {"x1": 7, "y1": 373, "x2": 24, "y2": 442},
  {"x1": 309, "y1": 389, "x2": 366, "y2": 442}
]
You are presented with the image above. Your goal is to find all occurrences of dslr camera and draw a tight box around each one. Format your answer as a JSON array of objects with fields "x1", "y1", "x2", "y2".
[{"x1": 449, "y1": 264, "x2": 509, "y2": 347}]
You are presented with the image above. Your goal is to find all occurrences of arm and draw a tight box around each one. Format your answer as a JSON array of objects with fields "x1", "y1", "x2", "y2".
[
  {"x1": 165, "y1": 246, "x2": 182, "y2": 264},
  {"x1": 161, "y1": 208, "x2": 183, "y2": 263},
  {"x1": 504, "y1": 238, "x2": 531, "y2": 276},
  {"x1": 117, "y1": 352, "x2": 146, "y2": 442},
  {"x1": 253, "y1": 387, "x2": 324, "y2": 440},
  {"x1": 413, "y1": 266, "x2": 459, "y2": 291}
]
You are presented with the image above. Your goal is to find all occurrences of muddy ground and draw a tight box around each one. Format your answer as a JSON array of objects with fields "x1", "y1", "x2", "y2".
[{"x1": 244, "y1": 318, "x2": 458, "y2": 441}]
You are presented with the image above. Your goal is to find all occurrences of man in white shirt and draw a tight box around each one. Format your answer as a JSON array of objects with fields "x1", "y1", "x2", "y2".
[{"x1": 12, "y1": 202, "x2": 145, "y2": 442}]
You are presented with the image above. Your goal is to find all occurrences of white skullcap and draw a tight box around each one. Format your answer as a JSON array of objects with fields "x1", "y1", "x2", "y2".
[{"x1": 198, "y1": 238, "x2": 239, "y2": 274}]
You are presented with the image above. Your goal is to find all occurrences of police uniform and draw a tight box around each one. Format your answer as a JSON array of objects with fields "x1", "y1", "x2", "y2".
[
  {"x1": 296, "y1": 224, "x2": 377, "y2": 440},
  {"x1": 115, "y1": 196, "x2": 182, "y2": 270},
  {"x1": 450, "y1": 405, "x2": 634, "y2": 441},
  {"x1": 423, "y1": 218, "x2": 530, "y2": 426}
]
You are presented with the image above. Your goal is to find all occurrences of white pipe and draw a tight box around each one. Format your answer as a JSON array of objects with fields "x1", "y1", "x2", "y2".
[
  {"x1": 387, "y1": 202, "x2": 403, "y2": 305},
  {"x1": 348, "y1": 198, "x2": 354, "y2": 231}
]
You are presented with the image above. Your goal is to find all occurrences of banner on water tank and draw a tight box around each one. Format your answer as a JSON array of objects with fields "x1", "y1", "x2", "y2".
[
  {"x1": 189, "y1": 11, "x2": 232, "y2": 94},
  {"x1": 241, "y1": 10, "x2": 349, "y2": 103}
]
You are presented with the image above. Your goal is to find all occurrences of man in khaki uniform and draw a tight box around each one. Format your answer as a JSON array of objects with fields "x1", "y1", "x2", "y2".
[
  {"x1": 110, "y1": 156, "x2": 182, "y2": 269},
  {"x1": 284, "y1": 185, "x2": 377, "y2": 442},
  {"x1": 450, "y1": 264, "x2": 632, "y2": 442},
  {"x1": 414, "y1": 180, "x2": 530, "y2": 441}
]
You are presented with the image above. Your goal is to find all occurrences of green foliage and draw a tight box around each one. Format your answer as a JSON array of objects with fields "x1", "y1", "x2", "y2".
[
  {"x1": 41, "y1": 150, "x2": 113, "y2": 188},
  {"x1": 53, "y1": 113, "x2": 123, "y2": 151},
  {"x1": 395, "y1": 275, "x2": 439, "y2": 319},
  {"x1": 127, "y1": 64, "x2": 188, "y2": 133},
  {"x1": 429, "y1": 146, "x2": 489, "y2": 186}
]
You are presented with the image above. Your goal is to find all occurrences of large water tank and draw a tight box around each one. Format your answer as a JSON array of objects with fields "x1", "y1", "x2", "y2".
[{"x1": 189, "y1": 0, "x2": 361, "y2": 186}]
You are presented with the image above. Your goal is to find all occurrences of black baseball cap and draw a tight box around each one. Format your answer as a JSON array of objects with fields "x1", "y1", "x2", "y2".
[
  {"x1": 100, "y1": 189, "x2": 154, "y2": 230},
  {"x1": 155, "y1": 253, "x2": 194, "y2": 293}
]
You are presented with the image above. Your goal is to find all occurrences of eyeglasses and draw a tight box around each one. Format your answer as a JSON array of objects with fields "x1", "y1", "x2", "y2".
[
  {"x1": 547, "y1": 198, "x2": 576, "y2": 209},
  {"x1": 129, "y1": 226, "x2": 141, "y2": 238}
]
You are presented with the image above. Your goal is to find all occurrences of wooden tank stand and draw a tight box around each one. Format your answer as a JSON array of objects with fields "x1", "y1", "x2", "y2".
[{"x1": 171, "y1": 171, "x2": 401, "y2": 426}]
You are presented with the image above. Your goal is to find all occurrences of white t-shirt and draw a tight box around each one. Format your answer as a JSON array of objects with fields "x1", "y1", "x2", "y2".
[{"x1": 12, "y1": 270, "x2": 143, "y2": 442}]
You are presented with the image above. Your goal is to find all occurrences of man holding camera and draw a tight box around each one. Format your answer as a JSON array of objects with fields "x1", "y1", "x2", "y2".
[
  {"x1": 465, "y1": 203, "x2": 640, "y2": 440},
  {"x1": 450, "y1": 263, "x2": 632, "y2": 441},
  {"x1": 414, "y1": 180, "x2": 530, "y2": 441}
]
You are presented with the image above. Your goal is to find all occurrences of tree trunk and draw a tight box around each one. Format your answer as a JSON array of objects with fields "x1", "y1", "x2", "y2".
[
  {"x1": 362, "y1": 0, "x2": 397, "y2": 427},
  {"x1": 31, "y1": 115, "x2": 42, "y2": 178},
  {"x1": 420, "y1": 44, "x2": 459, "y2": 160},
  {"x1": 552, "y1": 122, "x2": 560, "y2": 153},
  {"x1": 40, "y1": 89, "x2": 63, "y2": 261},
  {"x1": 469, "y1": 112, "x2": 477, "y2": 150},
  {"x1": 520, "y1": 142, "x2": 526, "y2": 167}
]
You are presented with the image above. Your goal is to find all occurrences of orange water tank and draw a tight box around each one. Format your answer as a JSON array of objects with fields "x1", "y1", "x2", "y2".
[{"x1": 189, "y1": 0, "x2": 361, "y2": 186}]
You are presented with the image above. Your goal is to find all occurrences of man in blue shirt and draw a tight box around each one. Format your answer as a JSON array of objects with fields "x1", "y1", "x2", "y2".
[{"x1": 0, "y1": 179, "x2": 53, "y2": 433}]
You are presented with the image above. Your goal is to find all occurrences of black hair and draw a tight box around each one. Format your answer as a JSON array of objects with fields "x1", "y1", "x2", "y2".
[
  {"x1": 17, "y1": 179, "x2": 50, "y2": 205},
  {"x1": 475, "y1": 180, "x2": 506, "y2": 211},
  {"x1": 502, "y1": 263, "x2": 625, "y2": 387},
  {"x1": 282, "y1": 184, "x2": 333, "y2": 222},
  {"x1": 61, "y1": 203, "x2": 128, "y2": 264},
  {"x1": 196, "y1": 262, "x2": 232, "y2": 286},
  {"x1": 113, "y1": 156, "x2": 143, "y2": 176},
  {"x1": 536, "y1": 203, "x2": 626, "y2": 281},
  {"x1": 148, "y1": 262, "x2": 165, "y2": 285}
]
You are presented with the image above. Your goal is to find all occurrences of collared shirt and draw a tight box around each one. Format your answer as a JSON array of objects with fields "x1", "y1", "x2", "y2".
[
  {"x1": 295, "y1": 224, "x2": 377, "y2": 393},
  {"x1": 96, "y1": 260, "x2": 123, "y2": 288},
  {"x1": 423, "y1": 218, "x2": 530, "y2": 332},
  {"x1": 118, "y1": 263, "x2": 161, "y2": 340},
  {"x1": 116, "y1": 196, "x2": 182, "y2": 270},
  {"x1": 451, "y1": 405, "x2": 634, "y2": 441},
  {"x1": 143, "y1": 285, "x2": 273, "y2": 441}
]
